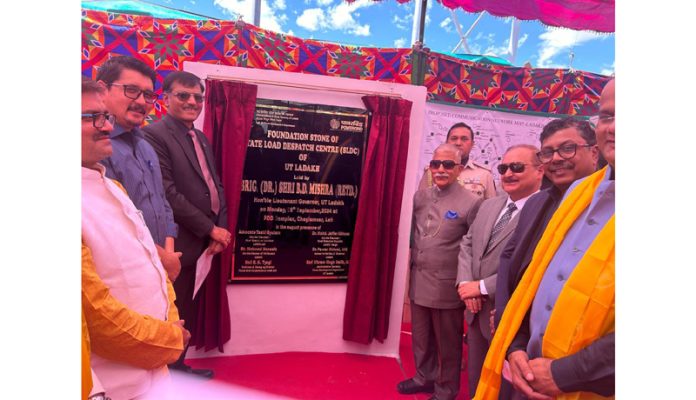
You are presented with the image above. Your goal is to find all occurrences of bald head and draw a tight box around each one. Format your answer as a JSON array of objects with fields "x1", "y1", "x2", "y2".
[{"x1": 596, "y1": 79, "x2": 615, "y2": 168}]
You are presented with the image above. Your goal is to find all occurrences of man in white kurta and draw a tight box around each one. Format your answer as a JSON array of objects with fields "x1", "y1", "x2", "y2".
[{"x1": 81, "y1": 78, "x2": 187, "y2": 400}]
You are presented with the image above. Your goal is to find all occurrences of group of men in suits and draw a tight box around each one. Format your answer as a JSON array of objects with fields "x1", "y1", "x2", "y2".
[
  {"x1": 399, "y1": 78, "x2": 615, "y2": 400},
  {"x1": 82, "y1": 56, "x2": 229, "y2": 399}
]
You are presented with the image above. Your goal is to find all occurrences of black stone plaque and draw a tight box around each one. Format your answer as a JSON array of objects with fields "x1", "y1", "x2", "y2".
[{"x1": 230, "y1": 99, "x2": 370, "y2": 282}]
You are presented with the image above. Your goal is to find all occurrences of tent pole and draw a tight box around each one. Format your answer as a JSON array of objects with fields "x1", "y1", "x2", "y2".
[
  {"x1": 252, "y1": 0, "x2": 261, "y2": 26},
  {"x1": 411, "y1": 0, "x2": 428, "y2": 45},
  {"x1": 507, "y1": 19, "x2": 520, "y2": 64}
]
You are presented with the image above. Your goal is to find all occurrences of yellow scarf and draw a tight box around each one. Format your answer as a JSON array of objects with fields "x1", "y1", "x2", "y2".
[{"x1": 475, "y1": 167, "x2": 614, "y2": 400}]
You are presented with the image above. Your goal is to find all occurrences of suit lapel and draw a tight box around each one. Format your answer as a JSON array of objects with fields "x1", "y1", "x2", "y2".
[{"x1": 165, "y1": 117, "x2": 206, "y2": 182}]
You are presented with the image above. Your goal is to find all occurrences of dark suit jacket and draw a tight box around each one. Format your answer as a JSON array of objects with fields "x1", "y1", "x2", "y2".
[
  {"x1": 410, "y1": 183, "x2": 481, "y2": 309},
  {"x1": 495, "y1": 186, "x2": 614, "y2": 396},
  {"x1": 143, "y1": 115, "x2": 228, "y2": 271},
  {"x1": 494, "y1": 186, "x2": 563, "y2": 327}
]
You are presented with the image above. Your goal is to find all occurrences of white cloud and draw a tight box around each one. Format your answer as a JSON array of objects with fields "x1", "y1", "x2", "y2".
[
  {"x1": 394, "y1": 37, "x2": 407, "y2": 48},
  {"x1": 440, "y1": 17, "x2": 453, "y2": 33},
  {"x1": 536, "y1": 27, "x2": 606, "y2": 68},
  {"x1": 297, "y1": 8, "x2": 326, "y2": 31},
  {"x1": 518, "y1": 33, "x2": 529, "y2": 47},
  {"x1": 190, "y1": 0, "x2": 196, "y2": 5},
  {"x1": 295, "y1": 0, "x2": 374, "y2": 37},
  {"x1": 317, "y1": 0, "x2": 333, "y2": 5},
  {"x1": 351, "y1": 24, "x2": 370, "y2": 36},
  {"x1": 600, "y1": 61, "x2": 615, "y2": 76},
  {"x1": 392, "y1": 14, "x2": 411, "y2": 30},
  {"x1": 214, "y1": 0, "x2": 288, "y2": 33}
]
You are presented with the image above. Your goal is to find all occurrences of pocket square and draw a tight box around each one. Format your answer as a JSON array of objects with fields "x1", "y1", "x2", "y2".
[{"x1": 445, "y1": 210, "x2": 458, "y2": 220}]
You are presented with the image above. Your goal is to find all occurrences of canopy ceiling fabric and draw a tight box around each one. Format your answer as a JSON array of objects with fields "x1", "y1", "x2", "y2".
[
  {"x1": 349, "y1": 0, "x2": 615, "y2": 33},
  {"x1": 82, "y1": 8, "x2": 609, "y2": 120}
]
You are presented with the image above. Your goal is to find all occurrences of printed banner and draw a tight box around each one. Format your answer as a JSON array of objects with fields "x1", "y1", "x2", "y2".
[
  {"x1": 231, "y1": 99, "x2": 370, "y2": 282},
  {"x1": 419, "y1": 102, "x2": 557, "y2": 185}
]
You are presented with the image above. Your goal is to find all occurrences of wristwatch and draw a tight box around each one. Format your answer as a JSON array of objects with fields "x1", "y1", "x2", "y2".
[{"x1": 88, "y1": 393, "x2": 111, "y2": 400}]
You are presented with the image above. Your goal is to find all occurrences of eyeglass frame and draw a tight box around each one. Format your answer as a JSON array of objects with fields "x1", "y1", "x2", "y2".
[
  {"x1": 536, "y1": 142, "x2": 594, "y2": 164},
  {"x1": 589, "y1": 114, "x2": 615, "y2": 127},
  {"x1": 168, "y1": 91, "x2": 205, "y2": 103},
  {"x1": 497, "y1": 162, "x2": 528, "y2": 174},
  {"x1": 429, "y1": 160, "x2": 460, "y2": 170},
  {"x1": 81, "y1": 112, "x2": 116, "y2": 129},
  {"x1": 109, "y1": 82, "x2": 159, "y2": 104}
]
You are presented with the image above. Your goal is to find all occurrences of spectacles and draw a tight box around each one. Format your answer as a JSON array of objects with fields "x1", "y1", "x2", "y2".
[
  {"x1": 497, "y1": 162, "x2": 527, "y2": 174},
  {"x1": 429, "y1": 160, "x2": 459, "y2": 170},
  {"x1": 537, "y1": 142, "x2": 594, "y2": 163},
  {"x1": 169, "y1": 91, "x2": 204, "y2": 103},
  {"x1": 589, "y1": 114, "x2": 615, "y2": 126},
  {"x1": 81, "y1": 112, "x2": 115, "y2": 129},
  {"x1": 110, "y1": 83, "x2": 159, "y2": 104}
]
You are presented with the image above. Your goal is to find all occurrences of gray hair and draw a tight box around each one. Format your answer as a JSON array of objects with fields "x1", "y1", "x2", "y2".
[{"x1": 433, "y1": 143, "x2": 464, "y2": 164}]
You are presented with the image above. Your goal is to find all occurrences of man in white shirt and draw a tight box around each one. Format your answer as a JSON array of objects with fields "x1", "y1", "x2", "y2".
[
  {"x1": 81, "y1": 78, "x2": 189, "y2": 400},
  {"x1": 455, "y1": 144, "x2": 544, "y2": 397}
]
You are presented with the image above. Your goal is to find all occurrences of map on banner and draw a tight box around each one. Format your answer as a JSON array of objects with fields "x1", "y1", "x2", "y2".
[{"x1": 419, "y1": 103, "x2": 557, "y2": 186}]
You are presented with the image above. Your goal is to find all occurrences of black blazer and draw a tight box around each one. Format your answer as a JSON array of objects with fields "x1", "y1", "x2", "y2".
[{"x1": 143, "y1": 115, "x2": 228, "y2": 270}]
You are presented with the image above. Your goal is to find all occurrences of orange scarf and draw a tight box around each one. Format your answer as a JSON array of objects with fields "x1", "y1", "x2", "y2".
[{"x1": 475, "y1": 167, "x2": 614, "y2": 400}]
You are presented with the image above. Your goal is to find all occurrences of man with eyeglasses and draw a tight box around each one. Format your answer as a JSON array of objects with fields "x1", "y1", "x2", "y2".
[
  {"x1": 96, "y1": 56, "x2": 182, "y2": 282},
  {"x1": 397, "y1": 143, "x2": 482, "y2": 400},
  {"x1": 142, "y1": 71, "x2": 229, "y2": 379},
  {"x1": 418, "y1": 122, "x2": 497, "y2": 199},
  {"x1": 455, "y1": 144, "x2": 543, "y2": 398},
  {"x1": 81, "y1": 78, "x2": 189, "y2": 400},
  {"x1": 477, "y1": 80, "x2": 615, "y2": 399},
  {"x1": 486, "y1": 116, "x2": 599, "y2": 399}
]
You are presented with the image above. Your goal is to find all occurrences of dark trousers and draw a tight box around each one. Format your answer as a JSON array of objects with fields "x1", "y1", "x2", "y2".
[{"x1": 411, "y1": 302, "x2": 464, "y2": 400}]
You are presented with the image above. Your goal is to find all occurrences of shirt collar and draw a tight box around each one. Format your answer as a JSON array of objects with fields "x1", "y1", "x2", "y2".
[
  {"x1": 463, "y1": 158, "x2": 476, "y2": 170},
  {"x1": 110, "y1": 122, "x2": 143, "y2": 139},
  {"x1": 506, "y1": 189, "x2": 539, "y2": 211},
  {"x1": 82, "y1": 163, "x2": 106, "y2": 180}
]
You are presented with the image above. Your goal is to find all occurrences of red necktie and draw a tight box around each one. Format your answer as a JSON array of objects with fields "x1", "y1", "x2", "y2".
[{"x1": 188, "y1": 130, "x2": 220, "y2": 215}]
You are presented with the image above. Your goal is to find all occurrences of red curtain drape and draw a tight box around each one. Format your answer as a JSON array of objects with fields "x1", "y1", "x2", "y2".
[
  {"x1": 342, "y1": 95, "x2": 412, "y2": 344},
  {"x1": 193, "y1": 79, "x2": 258, "y2": 351}
]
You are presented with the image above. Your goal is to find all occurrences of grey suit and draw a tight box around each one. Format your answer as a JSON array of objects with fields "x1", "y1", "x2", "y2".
[
  {"x1": 410, "y1": 183, "x2": 481, "y2": 400},
  {"x1": 456, "y1": 195, "x2": 520, "y2": 397}
]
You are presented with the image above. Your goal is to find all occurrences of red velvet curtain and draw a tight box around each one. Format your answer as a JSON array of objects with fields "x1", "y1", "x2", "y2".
[
  {"x1": 342, "y1": 95, "x2": 412, "y2": 344},
  {"x1": 193, "y1": 79, "x2": 258, "y2": 351}
]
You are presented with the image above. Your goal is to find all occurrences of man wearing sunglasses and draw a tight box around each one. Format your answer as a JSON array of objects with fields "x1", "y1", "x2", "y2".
[
  {"x1": 418, "y1": 122, "x2": 496, "y2": 199},
  {"x1": 397, "y1": 144, "x2": 482, "y2": 400},
  {"x1": 455, "y1": 144, "x2": 543, "y2": 398},
  {"x1": 96, "y1": 56, "x2": 182, "y2": 283},
  {"x1": 143, "y1": 71, "x2": 227, "y2": 379},
  {"x1": 479, "y1": 81, "x2": 615, "y2": 399},
  {"x1": 81, "y1": 78, "x2": 189, "y2": 400}
]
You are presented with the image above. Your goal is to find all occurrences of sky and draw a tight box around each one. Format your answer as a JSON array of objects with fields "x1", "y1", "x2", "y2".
[{"x1": 145, "y1": 0, "x2": 615, "y2": 76}]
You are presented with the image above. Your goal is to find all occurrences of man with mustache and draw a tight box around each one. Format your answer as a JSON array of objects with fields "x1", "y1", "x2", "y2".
[
  {"x1": 97, "y1": 56, "x2": 182, "y2": 281},
  {"x1": 478, "y1": 80, "x2": 615, "y2": 399},
  {"x1": 81, "y1": 78, "x2": 189, "y2": 400},
  {"x1": 455, "y1": 144, "x2": 543, "y2": 398},
  {"x1": 397, "y1": 144, "x2": 482, "y2": 400},
  {"x1": 142, "y1": 71, "x2": 229, "y2": 379},
  {"x1": 491, "y1": 117, "x2": 599, "y2": 399},
  {"x1": 419, "y1": 122, "x2": 496, "y2": 199}
]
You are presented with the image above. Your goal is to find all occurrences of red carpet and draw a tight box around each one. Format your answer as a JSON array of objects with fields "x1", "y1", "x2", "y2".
[{"x1": 184, "y1": 324, "x2": 471, "y2": 399}]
